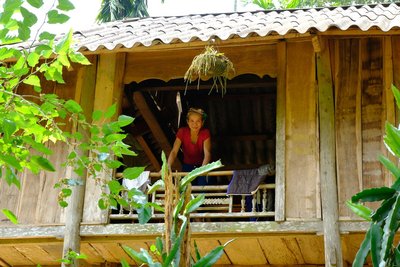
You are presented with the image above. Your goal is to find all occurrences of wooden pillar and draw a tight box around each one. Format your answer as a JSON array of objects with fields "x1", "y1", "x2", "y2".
[
  {"x1": 62, "y1": 58, "x2": 98, "y2": 266},
  {"x1": 275, "y1": 41, "x2": 286, "y2": 222},
  {"x1": 62, "y1": 53, "x2": 126, "y2": 266},
  {"x1": 317, "y1": 37, "x2": 343, "y2": 267}
]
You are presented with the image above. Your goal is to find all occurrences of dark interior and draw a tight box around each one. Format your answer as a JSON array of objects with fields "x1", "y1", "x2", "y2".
[{"x1": 121, "y1": 74, "x2": 277, "y2": 180}]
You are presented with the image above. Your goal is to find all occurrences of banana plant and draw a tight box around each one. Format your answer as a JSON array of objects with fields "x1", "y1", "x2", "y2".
[
  {"x1": 121, "y1": 152, "x2": 231, "y2": 266},
  {"x1": 348, "y1": 85, "x2": 400, "y2": 267}
]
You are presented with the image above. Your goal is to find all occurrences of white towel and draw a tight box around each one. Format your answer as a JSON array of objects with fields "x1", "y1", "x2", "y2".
[{"x1": 122, "y1": 171, "x2": 150, "y2": 192}]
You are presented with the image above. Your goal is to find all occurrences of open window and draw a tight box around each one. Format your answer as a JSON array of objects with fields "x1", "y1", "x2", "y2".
[{"x1": 122, "y1": 74, "x2": 276, "y2": 174}]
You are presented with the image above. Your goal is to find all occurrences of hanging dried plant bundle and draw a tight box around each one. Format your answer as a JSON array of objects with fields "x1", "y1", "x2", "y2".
[{"x1": 184, "y1": 45, "x2": 234, "y2": 96}]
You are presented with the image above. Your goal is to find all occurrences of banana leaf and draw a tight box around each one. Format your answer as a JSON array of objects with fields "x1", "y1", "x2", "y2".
[
  {"x1": 352, "y1": 226, "x2": 372, "y2": 267},
  {"x1": 180, "y1": 160, "x2": 223, "y2": 190},
  {"x1": 351, "y1": 187, "x2": 395, "y2": 203}
]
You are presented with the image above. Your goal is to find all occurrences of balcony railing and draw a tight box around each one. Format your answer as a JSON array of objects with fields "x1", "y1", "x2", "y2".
[{"x1": 110, "y1": 170, "x2": 275, "y2": 222}]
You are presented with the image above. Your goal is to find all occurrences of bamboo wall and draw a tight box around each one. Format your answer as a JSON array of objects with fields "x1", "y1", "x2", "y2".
[{"x1": 1, "y1": 35, "x2": 398, "y2": 225}]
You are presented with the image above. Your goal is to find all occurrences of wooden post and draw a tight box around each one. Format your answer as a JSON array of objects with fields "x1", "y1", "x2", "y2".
[
  {"x1": 275, "y1": 41, "x2": 286, "y2": 221},
  {"x1": 317, "y1": 37, "x2": 343, "y2": 267},
  {"x1": 62, "y1": 59, "x2": 98, "y2": 266}
]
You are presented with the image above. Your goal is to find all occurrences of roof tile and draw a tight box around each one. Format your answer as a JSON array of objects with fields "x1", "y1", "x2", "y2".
[{"x1": 71, "y1": 4, "x2": 400, "y2": 52}]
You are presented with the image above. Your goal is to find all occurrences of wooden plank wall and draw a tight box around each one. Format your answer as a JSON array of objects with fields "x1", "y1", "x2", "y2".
[
  {"x1": 123, "y1": 44, "x2": 278, "y2": 84},
  {"x1": 285, "y1": 41, "x2": 320, "y2": 220},
  {"x1": 335, "y1": 37, "x2": 395, "y2": 219},
  {"x1": 0, "y1": 69, "x2": 78, "y2": 224}
]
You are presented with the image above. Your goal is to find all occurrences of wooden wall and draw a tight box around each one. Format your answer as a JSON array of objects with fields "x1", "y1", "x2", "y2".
[
  {"x1": 2, "y1": 35, "x2": 399, "y2": 226},
  {"x1": 334, "y1": 37, "x2": 395, "y2": 219},
  {"x1": 284, "y1": 41, "x2": 320, "y2": 220}
]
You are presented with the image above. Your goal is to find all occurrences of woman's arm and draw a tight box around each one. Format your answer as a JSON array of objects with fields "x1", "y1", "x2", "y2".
[
  {"x1": 202, "y1": 138, "x2": 211, "y2": 166},
  {"x1": 167, "y1": 138, "x2": 182, "y2": 169}
]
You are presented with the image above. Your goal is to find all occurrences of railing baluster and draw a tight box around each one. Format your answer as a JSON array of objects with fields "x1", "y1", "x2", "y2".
[
  {"x1": 262, "y1": 188, "x2": 267, "y2": 212},
  {"x1": 241, "y1": 195, "x2": 245, "y2": 212},
  {"x1": 252, "y1": 194, "x2": 256, "y2": 212}
]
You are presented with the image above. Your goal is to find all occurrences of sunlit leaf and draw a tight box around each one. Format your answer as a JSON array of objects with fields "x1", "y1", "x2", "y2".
[
  {"x1": 351, "y1": 187, "x2": 396, "y2": 203},
  {"x1": 117, "y1": 115, "x2": 134, "y2": 127},
  {"x1": 64, "y1": 99, "x2": 83, "y2": 113},
  {"x1": 184, "y1": 194, "x2": 205, "y2": 215},
  {"x1": 1, "y1": 209, "x2": 18, "y2": 224},
  {"x1": 108, "y1": 180, "x2": 123, "y2": 194},
  {"x1": 31, "y1": 156, "x2": 56, "y2": 172},
  {"x1": 27, "y1": 0, "x2": 44, "y2": 8},
  {"x1": 47, "y1": 10, "x2": 70, "y2": 24},
  {"x1": 23, "y1": 75, "x2": 41, "y2": 87},
  {"x1": 57, "y1": 0, "x2": 75, "y2": 11},
  {"x1": 345, "y1": 201, "x2": 372, "y2": 221},
  {"x1": 105, "y1": 104, "x2": 117, "y2": 119},
  {"x1": 20, "y1": 7, "x2": 37, "y2": 27},
  {"x1": 122, "y1": 167, "x2": 145, "y2": 180}
]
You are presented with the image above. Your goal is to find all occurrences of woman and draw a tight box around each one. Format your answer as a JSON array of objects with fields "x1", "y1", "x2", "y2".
[{"x1": 167, "y1": 108, "x2": 211, "y2": 185}]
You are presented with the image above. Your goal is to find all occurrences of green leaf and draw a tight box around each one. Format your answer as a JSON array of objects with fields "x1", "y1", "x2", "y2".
[
  {"x1": 68, "y1": 51, "x2": 91, "y2": 65},
  {"x1": 379, "y1": 155, "x2": 400, "y2": 182},
  {"x1": 181, "y1": 160, "x2": 223, "y2": 190},
  {"x1": 381, "y1": 193, "x2": 400, "y2": 262},
  {"x1": 155, "y1": 237, "x2": 163, "y2": 255},
  {"x1": 137, "y1": 206, "x2": 152, "y2": 224},
  {"x1": 23, "y1": 75, "x2": 41, "y2": 87},
  {"x1": 92, "y1": 110, "x2": 103, "y2": 121},
  {"x1": 194, "y1": 240, "x2": 202, "y2": 261},
  {"x1": 351, "y1": 187, "x2": 396, "y2": 203},
  {"x1": 164, "y1": 216, "x2": 188, "y2": 266},
  {"x1": 20, "y1": 7, "x2": 37, "y2": 27},
  {"x1": 3, "y1": 119, "x2": 17, "y2": 141},
  {"x1": 105, "y1": 104, "x2": 117, "y2": 119},
  {"x1": 120, "y1": 258, "x2": 130, "y2": 267},
  {"x1": 39, "y1": 31, "x2": 56, "y2": 41},
  {"x1": 47, "y1": 10, "x2": 70, "y2": 24},
  {"x1": 370, "y1": 222, "x2": 382, "y2": 267},
  {"x1": 117, "y1": 115, "x2": 134, "y2": 127},
  {"x1": 147, "y1": 179, "x2": 164, "y2": 194},
  {"x1": 27, "y1": 0, "x2": 44, "y2": 8},
  {"x1": 352, "y1": 227, "x2": 371, "y2": 267},
  {"x1": 345, "y1": 201, "x2": 372, "y2": 221},
  {"x1": 392, "y1": 84, "x2": 400, "y2": 110},
  {"x1": 108, "y1": 180, "x2": 123, "y2": 194},
  {"x1": 31, "y1": 156, "x2": 56, "y2": 172},
  {"x1": 122, "y1": 246, "x2": 148, "y2": 264},
  {"x1": 57, "y1": 0, "x2": 75, "y2": 11},
  {"x1": 98, "y1": 198, "x2": 107, "y2": 209},
  {"x1": 17, "y1": 22, "x2": 31, "y2": 41},
  {"x1": 0, "y1": 154, "x2": 22, "y2": 170},
  {"x1": 384, "y1": 122, "x2": 400, "y2": 158},
  {"x1": 4, "y1": 167, "x2": 20, "y2": 189},
  {"x1": 122, "y1": 167, "x2": 145, "y2": 180},
  {"x1": 193, "y1": 245, "x2": 225, "y2": 267},
  {"x1": 27, "y1": 52, "x2": 40, "y2": 67},
  {"x1": 1, "y1": 209, "x2": 18, "y2": 224},
  {"x1": 55, "y1": 30, "x2": 72, "y2": 55},
  {"x1": 371, "y1": 196, "x2": 396, "y2": 222},
  {"x1": 184, "y1": 194, "x2": 205, "y2": 215},
  {"x1": 64, "y1": 99, "x2": 83, "y2": 113},
  {"x1": 59, "y1": 200, "x2": 68, "y2": 207}
]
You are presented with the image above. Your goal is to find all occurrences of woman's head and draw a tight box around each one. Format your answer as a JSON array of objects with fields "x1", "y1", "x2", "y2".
[{"x1": 186, "y1": 108, "x2": 206, "y2": 132}]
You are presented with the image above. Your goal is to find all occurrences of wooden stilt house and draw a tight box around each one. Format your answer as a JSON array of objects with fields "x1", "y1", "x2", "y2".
[{"x1": 1, "y1": 3, "x2": 400, "y2": 266}]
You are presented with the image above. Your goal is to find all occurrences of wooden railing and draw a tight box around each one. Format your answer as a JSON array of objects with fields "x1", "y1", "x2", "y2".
[{"x1": 110, "y1": 170, "x2": 275, "y2": 222}]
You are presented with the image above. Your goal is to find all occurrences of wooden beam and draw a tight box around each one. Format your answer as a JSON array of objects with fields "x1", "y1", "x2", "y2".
[
  {"x1": 135, "y1": 136, "x2": 161, "y2": 170},
  {"x1": 275, "y1": 41, "x2": 286, "y2": 222},
  {"x1": 133, "y1": 91, "x2": 181, "y2": 170},
  {"x1": 317, "y1": 38, "x2": 343, "y2": 267}
]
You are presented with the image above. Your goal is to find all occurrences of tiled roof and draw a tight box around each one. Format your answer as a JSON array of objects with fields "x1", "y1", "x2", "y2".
[{"x1": 74, "y1": 4, "x2": 400, "y2": 52}]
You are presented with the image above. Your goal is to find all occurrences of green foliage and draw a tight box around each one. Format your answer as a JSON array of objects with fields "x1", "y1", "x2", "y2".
[
  {"x1": 96, "y1": 0, "x2": 150, "y2": 23},
  {"x1": 349, "y1": 85, "x2": 400, "y2": 266},
  {"x1": 58, "y1": 249, "x2": 87, "y2": 264},
  {"x1": 0, "y1": 0, "x2": 142, "y2": 224},
  {"x1": 121, "y1": 152, "x2": 230, "y2": 266},
  {"x1": 244, "y1": 0, "x2": 399, "y2": 9}
]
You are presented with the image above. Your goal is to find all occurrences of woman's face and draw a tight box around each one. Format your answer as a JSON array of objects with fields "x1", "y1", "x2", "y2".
[{"x1": 187, "y1": 113, "x2": 203, "y2": 132}]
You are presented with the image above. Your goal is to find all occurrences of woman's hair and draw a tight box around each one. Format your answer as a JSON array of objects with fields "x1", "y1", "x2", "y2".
[{"x1": 186, "y1": 107, "x2": 207, "y2": 121}]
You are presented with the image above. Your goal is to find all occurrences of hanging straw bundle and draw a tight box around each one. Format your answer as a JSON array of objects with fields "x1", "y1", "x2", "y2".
[{"x1": 184, "y1": 45, "x2": 234, "y2": 96}]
